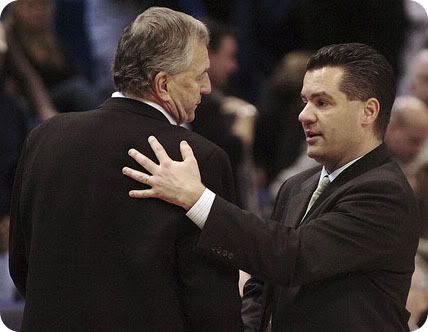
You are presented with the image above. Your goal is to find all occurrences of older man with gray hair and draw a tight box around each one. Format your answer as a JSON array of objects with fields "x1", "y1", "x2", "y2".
[{"x1": 9, "y1": 7, "x2": 243, "y2": 331}]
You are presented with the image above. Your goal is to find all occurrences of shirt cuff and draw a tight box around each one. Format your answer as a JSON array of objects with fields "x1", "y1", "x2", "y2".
[{"x1": 185, "y1": 188, "x2": 216, "y2": 229}]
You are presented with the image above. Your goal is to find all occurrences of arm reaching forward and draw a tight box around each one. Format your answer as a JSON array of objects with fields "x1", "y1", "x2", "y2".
[{"x1": 122, "y1": 136, "x2": 206, "y2": 210}]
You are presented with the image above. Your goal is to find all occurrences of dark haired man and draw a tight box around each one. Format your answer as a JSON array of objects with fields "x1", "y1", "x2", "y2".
[
  {"x1": 9, "y1": 7, "x2": 243, "y2": 331},
  {"x1": 123, "y1": 43, "x2": 421, "y2": 331},
  {"x1": 191, "y1": 18, "x2": 256, "y2": 208}
]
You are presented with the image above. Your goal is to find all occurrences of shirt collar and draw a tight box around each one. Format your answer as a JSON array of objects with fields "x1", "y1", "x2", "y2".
[
  {"x1": 111, "y1": 91, "x2": 178, "y2": 125},
  {"x1": 319, "y1": 155, "x2": 364, "y2": 184}
]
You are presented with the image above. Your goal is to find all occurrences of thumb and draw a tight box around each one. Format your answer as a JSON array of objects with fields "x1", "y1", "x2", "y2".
[{"x1": 180, "y1": 141, "x2": 196, "y2": 162}]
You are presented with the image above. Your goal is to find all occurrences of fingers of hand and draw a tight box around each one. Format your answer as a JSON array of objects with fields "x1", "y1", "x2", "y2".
[
  {"x1": 128, "y1": 148, "x2": 158, "y2": 174},
  {"x1": 148, "y1": 136, "x2": 171, "y2": 164},
  {"x1": 180, "y1": 141, "x2": 196, "y2": 162},
  {"x1": 129, "y1": 189, "x2": 156, "y2": 199},
  {"x1": 122, "y1": 167, "x2": 151, "y2": 185}
]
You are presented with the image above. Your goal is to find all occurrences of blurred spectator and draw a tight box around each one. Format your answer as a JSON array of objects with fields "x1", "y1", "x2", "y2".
[
  {"x1": 191, "y1": 18, "x2": 257, "y2": 209},
  {"x1": 397, "y1": 0, "x2": 428, "y2": 96},
  {"x1": 409, "y1": 49, "x2": 428, "y2": 106},
  {"x1": 4, "y1": 0, "x2": 97, "y2": 114},
  {"x1": 385, "y1": 96, "x2": 428, "y2": 178},
  {"x1": 385, "y1": 97, "x2": 428, "y2": 329},
  {"x1": 86, "y1": 0, "x2": 143, "y2": 100},
  {"x1": 0, "y1": 22, "x2": 27, "y2": 303},
  {"x1": 415, "y1": 141, "x2": 428, "y2": 237},
  {"x1": 253, "y1": 51, "x2": 310, "y2": 188},
  {"x1": 407, "y1": 141, "x2": 428, "y2": 329}
]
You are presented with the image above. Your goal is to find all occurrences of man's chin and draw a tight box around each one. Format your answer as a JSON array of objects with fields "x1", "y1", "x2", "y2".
[
  {"x1": 306, "y1": 147, "x2": 322, "y2": 162},
  {"x1": 186, "y1": 111, "x2": 196, "y2": 122}
]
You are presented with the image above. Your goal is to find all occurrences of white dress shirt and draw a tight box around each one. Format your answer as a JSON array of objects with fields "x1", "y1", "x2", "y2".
[{"x1": 111, "y1": 91, "x2": 177, "y2": 125}]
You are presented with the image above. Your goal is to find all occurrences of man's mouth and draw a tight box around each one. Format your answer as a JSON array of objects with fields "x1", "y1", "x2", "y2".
[{"x1": 305, "y1": 131, "x2": 321, "y2": 138}]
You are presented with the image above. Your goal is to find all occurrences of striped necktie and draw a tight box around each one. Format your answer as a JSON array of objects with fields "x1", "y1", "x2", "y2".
[{"x1": 301, "y1": 176, "x2": 330, "y2": 222}]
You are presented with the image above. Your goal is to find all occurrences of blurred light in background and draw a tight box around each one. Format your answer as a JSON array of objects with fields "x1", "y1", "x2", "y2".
[
  {"x1": 413, "y1": 0, "x2": 428, "y2": 15},
  {"x1": 0, "y1": 0, "x2": 15, "y2": 16}
]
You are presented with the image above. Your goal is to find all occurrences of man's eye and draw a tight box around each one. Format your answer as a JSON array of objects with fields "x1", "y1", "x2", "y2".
[
  {"x1": 317, "y1": 100, "x2": 328, "y2": 107},
  {"x1": 197, "y1": 72, "x2": 207, "y2": 81}
]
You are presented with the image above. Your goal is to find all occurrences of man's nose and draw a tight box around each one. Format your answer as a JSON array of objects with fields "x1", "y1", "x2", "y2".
[
  {"x1": 201, "y1": 78, "x2": 212, "y2": 95},
  {"x1": 298, "y1": 103, "x2": 315, "y2": 124}
]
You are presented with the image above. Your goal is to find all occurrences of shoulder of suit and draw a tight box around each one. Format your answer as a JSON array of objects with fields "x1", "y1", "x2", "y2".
[{"x1": 174, "y1": 126, "x2": 226, "y2": 154}]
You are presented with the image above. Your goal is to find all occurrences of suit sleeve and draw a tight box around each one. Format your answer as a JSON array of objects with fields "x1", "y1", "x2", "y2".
[
  {"x1": 241, "y1": 277, "x2": 265, "y2": 331},
  {"x1": 197, "y1": 176, "x2": 419, "y2": 287},
  {"x1": 175, "y1": 144, "x2": 243, "y2": 331},
  {"x1": 240, "y1": 182, "x2": 287, "y2": 330}
]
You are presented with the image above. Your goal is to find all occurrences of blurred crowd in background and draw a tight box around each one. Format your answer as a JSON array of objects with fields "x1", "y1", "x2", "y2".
[{"x1": 2, "y1": 0, "x2": 428, "y2": 330}]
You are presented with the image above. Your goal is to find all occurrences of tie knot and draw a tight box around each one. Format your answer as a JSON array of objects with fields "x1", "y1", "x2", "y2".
[
  {"x1": 317, "y1": 176, "x2": 330, "y2": 192},
  {"x1": 311, "y1": 176, "x2": 330, "y2": 202}
]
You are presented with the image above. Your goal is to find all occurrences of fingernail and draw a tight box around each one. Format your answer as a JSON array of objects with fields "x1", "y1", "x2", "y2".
[
  {"x1": 122, "y1": 167, "x2": 128, "y2": 174},
  {"x1": 128, "y1": 149, "x2": 135, "y2": 156},
  {"x1": 148, "y1": 136, "x2": 154, "y2": 142},
  {"x1": 129, "y1": 191, "x2": 135, "y2": 197}
]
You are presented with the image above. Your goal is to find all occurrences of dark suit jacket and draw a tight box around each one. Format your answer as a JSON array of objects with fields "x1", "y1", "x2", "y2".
[
  {"x1": 197, "y1": 144, "x2": 420, "y2": 331},
  {"x1": 9, "y1": 98, "x2": 243, "y2": 331}
]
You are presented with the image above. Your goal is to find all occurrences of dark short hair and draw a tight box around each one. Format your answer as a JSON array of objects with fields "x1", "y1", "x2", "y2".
[
  {"x1": 307, "y1": 43, "x2": 396, "y2": 139},
  {"x1": 203, "y1": 18, "x2": 236, "y2": 52},
  {"x1": 113, "y1": 7, "x2": 208, "y2": 97}
]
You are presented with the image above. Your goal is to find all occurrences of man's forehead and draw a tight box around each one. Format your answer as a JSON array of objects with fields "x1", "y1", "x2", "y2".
[{"x1": 301, "y1": 67, "x2": 344, "y2": 96}]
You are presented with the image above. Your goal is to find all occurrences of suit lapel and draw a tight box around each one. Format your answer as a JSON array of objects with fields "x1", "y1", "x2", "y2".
[{"x1": 282, "y1": 172, "x2": 320, "y2": 228}]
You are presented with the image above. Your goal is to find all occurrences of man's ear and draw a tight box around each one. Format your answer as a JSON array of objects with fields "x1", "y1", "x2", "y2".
[
  {"x1": 361, "y1": 98, "x2": 380, "y2": 126},
  {"x1": 153, "y1": 71, "x2": 170, "y2": 102}
]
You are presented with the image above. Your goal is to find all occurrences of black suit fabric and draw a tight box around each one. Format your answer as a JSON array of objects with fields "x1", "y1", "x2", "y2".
[
  {"x1": 197, "y1": 144, "x2": 420, "y2": 331},
  {"x1": 9, "y1": 98, "x2": 243, "y2": 331}
]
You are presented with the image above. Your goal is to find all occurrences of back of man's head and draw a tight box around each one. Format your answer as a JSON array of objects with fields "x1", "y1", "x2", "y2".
[
  {"x1": 307, "y1": 43, "x2": 396, "y2": 139},
  {"x1": 113, "y1": 7, "x2": 209, "y2": 97},
  {"x1": 385, "y1": 96, "x2": 428, "y2": 164}
]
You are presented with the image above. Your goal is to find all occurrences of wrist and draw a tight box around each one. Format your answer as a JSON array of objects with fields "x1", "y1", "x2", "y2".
[{"x1": 182, "y1": 184, "x2": 206, "y2": 210}]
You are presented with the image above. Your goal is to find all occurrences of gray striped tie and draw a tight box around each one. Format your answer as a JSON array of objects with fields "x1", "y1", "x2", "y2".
[{"x1": 301, "y1": 176, "x2": 330, "y2": 222}]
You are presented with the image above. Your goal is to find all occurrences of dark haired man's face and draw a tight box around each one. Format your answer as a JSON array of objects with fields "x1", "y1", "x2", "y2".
[
  {"x1": 208, "y1": 35, "x2": 238, "y2": 89},
  {"x1": 299, "y1": 66, "x2": 368, "y2": 172}
]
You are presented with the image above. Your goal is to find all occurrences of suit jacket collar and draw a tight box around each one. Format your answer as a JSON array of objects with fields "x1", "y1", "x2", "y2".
[
  {"x1": 99, "y1": 97, "x2": 172, "y2": 124},
  {"x1": 291, "y1": 144, "x2": 391, "y2": 227}
]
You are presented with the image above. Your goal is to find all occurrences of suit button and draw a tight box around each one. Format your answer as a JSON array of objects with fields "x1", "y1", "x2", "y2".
[
  {"x1": 216, "y1": 248, "x2": 222, "y2": 255},
  {"x1": 222, "y1": 250, "x2": 228, "y2": 257},
  {"x1": 227, "y1": 253, "x2": 234, "y2": 260}
]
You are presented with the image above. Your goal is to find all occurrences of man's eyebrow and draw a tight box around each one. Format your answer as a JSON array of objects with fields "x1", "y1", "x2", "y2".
[{"x1": 301, "y1": 91, "x2": 333, "y2": 99}]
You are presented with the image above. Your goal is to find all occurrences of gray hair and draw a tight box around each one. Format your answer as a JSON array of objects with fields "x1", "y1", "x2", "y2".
[{"x1": 113, "y1": 7, "x2": 209, "y2": 96}]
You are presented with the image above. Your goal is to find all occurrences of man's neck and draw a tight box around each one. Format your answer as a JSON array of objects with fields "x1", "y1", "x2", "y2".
[
  {"x1": 325, "y1": 139, "x2": 382, "y2": 173},
  {"x1": 118, "y1": 92, "x2": 178, "y2": 125}
]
